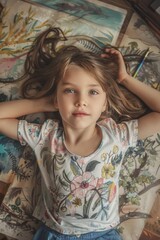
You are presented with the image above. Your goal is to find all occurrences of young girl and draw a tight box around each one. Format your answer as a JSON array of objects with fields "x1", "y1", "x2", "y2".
[{"x1": 0, "y1": 27, "x2": 160, "y2": 240}]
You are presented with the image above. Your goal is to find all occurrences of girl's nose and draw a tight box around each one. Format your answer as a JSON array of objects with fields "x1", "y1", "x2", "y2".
[
  {"x1": 75, "y1": 102, "x2": 87, "y2": 107},
  {"x1": 75, "y1": 97, "x2": 87, "y2": 107},
  {"x1": 75, "y1": 93, "x2": 87, "y2": 107}
]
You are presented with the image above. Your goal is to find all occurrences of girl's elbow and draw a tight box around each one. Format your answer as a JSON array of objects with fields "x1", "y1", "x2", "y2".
[
  {"x1": 138, "y1": 112, "x2": 160, "y2": 140},
  {"x1": 0, "y1": 119, "x2": 19, "y2": 140}
]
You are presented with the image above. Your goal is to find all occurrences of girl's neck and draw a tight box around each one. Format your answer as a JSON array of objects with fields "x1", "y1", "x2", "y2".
[{"x1": 63, "y1": 125, "x2": 102, "y2": 157}]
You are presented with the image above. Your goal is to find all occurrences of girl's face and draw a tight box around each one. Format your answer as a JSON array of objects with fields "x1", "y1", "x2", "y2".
[{"x1": 55, "y1": 64, "x2": 107, "y2": 130}]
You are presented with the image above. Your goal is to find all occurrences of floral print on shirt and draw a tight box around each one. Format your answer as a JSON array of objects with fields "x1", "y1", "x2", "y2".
[{"x1": 17, "y1": 118, "x2": 138, "y2": 234}]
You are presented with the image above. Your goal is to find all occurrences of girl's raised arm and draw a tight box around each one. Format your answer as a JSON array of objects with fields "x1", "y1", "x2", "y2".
[
  {"x1": 0, "y1": 97, "x2": 55, "y2": 119},
  {"x1": 0, "y1": 96, "x2": 55, "y2": 140},
  {"x1": 0, "y1": 119, "x2": 19, "y2": 140},
  {"x1": 102, "y1": 48, "x2": 160, "y2": 140},
  {"x1": 122, "y1": 77, "x2": 160, "y2": 139}
]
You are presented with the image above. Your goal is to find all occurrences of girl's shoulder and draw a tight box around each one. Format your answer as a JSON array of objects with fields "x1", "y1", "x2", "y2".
[
  {"x1": 19, "y1": 118, "x2": 63, "y2": 137},
  {"x1": 41, "y1": 118, "x2": 63, "y2": 134},
  {"x1": 98, "y1": 117, "x2": 119, "y2": 130},
  {"x1": 18, "y1": 118, "x2": 63, "y2": 148},
  {"x1": 98, "y1": 117, "x2": 138, "y2": 147},
  {"x1": 98, "y1": 117, "x2": 138, "y2": 129},
  {"x1": 44, "y1": 118, "x2": 60, "y2": 127}
]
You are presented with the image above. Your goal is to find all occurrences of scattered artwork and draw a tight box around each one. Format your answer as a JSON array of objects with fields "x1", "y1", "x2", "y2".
[
  {"x1": 0, "y1": 1, "x2": 160, "y2": 240},
  {"x1": 26, "y1": 0, "x2": 127, "y2": 29},
  {"x1": 0, "y1": 0, "x2": 128, "y2": 81},
  {"x1": 120, "y1": 12, "x2": 160, "y2": 90},
  {"x1": 24, "y1": 0, "x2": 127, "y2": 44}
]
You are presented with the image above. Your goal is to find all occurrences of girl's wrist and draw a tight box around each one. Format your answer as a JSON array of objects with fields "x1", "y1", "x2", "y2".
[
  {"x1": 119, "y1": 78, "x2": 128, "y2": 85},
  {"x1": 119, "y1": 74, "x2": 132, "y2": 85}
]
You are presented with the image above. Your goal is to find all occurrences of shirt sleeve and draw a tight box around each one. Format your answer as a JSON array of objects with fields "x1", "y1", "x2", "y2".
[
  {"x1": 18, "y1": 119, "x2": 60, "y2": 149},
  {"x1": 99, "y1": 118, "x2": 138, "y2": 148},
  {"x1": 18, "y1": 120, "x2": 42, "y2": 148}
]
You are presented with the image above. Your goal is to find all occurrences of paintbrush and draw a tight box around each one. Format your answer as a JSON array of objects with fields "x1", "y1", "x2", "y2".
[{"x1": 133, "y1": 48, "x2": 150, "y2": 78}]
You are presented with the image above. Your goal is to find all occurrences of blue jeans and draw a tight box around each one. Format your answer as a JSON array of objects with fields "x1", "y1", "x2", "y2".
[{"x1": 32, "y1": 225, "x2": 122, "y2": 240}]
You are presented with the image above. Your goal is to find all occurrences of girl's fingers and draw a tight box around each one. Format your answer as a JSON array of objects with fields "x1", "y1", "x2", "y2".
[
  {"x1": 104, "y1": 48, "x2": 119, "y2": 55},
  {"x1": 100, "y1": 53, "x2": 109, "y2": 58},
  {"x1": 100, "y1": 49, "x2": 120, "y2": 59},
  {"x1": 101, "y1": 49, "x2": 120, "y2": 59}
]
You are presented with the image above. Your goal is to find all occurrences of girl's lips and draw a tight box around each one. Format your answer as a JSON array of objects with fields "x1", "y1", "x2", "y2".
[{"x1": 72, "y1": 112, "x2": 89, "y2": 116}]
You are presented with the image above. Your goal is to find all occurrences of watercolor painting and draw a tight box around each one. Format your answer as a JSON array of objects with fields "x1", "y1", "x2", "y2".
[
  {"x1": 27, "y1": 0, "x2": 126, "y2": 29},
  {"x1": 0, "y1": 0, "x2": 128, "y2": 81},
  {"x1": 25, "y1": 0, "x2": 127, "y2": 44}
]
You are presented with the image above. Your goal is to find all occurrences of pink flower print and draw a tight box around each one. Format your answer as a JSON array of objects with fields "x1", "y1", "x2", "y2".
[
  {"x1": 77, "y1": 158, "x2": 85, "y2": 167},
  {"x1": 121, "y1": 138, "x2": 129, "y2": 147},
  {"x1": 96, "y1": 178, "x2": 104, "y2": 188},
  {"x1": 71, "y1": 172, "x2": 98, "y2": 198},
  {"x1": 51, "y1": 138, "x2": 65, "y2": 153},
  {"x1": 28, "y1": 125, "x2": 40, "y2": 138}
]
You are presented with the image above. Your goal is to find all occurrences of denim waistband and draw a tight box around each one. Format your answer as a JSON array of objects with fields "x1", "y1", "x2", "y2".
[{"x1": 32, "y1": 224, "x2": 122, "y2": 240}]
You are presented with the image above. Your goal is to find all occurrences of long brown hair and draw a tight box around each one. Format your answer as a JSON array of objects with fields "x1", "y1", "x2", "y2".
[{"x1": 21, "y1": 27, "x2": 148, "y2": 122}]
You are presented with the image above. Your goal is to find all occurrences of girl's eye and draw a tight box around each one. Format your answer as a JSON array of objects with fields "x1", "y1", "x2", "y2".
[
  {"x1": 64, "y1": 89, "x2": 75, "y2": 94},
  {"x1": 89, "y1": 90, "x2": 99, "y2": 95}
]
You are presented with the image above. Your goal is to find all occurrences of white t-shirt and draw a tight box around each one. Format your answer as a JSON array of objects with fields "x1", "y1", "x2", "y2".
[{"x1": 18, "y1": 118, "x2": 138, "y2": 235}]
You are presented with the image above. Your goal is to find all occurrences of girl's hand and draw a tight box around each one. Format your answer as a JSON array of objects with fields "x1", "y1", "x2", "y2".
[{"x1": 101, "y1": 48, "x2": 129, "y2": 83}]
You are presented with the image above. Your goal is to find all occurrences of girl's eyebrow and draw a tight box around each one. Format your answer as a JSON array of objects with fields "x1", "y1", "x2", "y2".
[{"x1": 61, "y1": 82, "x2": 101, "y2": 88}]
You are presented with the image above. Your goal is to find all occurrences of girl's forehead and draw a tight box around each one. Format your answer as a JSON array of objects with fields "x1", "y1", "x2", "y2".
[{"x1": 63, "y1": 64, "x2": 99, "y2": 83}]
